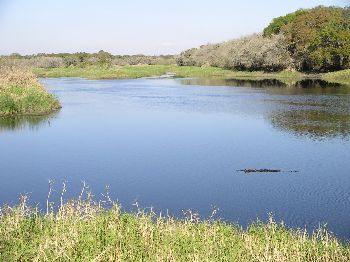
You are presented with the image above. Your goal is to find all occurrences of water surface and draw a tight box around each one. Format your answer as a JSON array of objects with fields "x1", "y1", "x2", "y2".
[{"x1": 1, "y1": 77, "x2": 350, "y2": 239}]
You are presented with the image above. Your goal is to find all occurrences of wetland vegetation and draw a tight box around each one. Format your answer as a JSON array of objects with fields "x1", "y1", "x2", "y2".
[
  {"x1": 0, "y1": 66, "x2": 60, "y2": 116},
  {"x1": 1, "y1": 192, "x2": 350, "y2": 262}
]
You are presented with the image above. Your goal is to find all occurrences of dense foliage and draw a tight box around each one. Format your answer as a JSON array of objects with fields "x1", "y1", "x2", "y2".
[
  {"x1": 263, "y1": 9, "x2": 308, "y2": 36},
  {"x1": 264, "y1": 6, "x2": 350, "y2": 71},
  {"x1": 177, "y1": 6, "x2": 350, "y2": 72},
  {"x1": 176, "y1": 34, "x2": 292, "y2": 71}
]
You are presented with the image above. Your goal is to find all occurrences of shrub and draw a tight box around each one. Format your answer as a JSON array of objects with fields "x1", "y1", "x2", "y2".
[
  {"x1": 30, "y1": 57, "x2": 64, "y2": 68},
  {"x1": 176, "y1": 34, "x2": 293, "y2": 72},
  {"x1": 113, "y1": 55, "x2": 175, "y2": 66},
  {"x1": 176, "y1": 48, "x2": 198, "y2": 66}
]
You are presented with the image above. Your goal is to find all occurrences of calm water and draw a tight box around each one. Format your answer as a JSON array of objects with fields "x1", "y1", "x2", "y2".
[{"x1": 1, "y1": 77, "x2": 350, "y2": 239}]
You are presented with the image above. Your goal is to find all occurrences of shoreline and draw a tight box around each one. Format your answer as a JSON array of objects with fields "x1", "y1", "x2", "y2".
[
  {"x1": 1, "y1": 195, "x2": 349, "y2": 260},
  {"x1": 33, "y1": 65, "x2": 350, "y2": 86},
  {"x1": 0, "y1": 107, "x2": 61, "y2": 118}
]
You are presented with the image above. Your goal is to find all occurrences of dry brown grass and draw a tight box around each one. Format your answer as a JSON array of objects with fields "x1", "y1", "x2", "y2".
[{"x1": 0, "y1": 66, "x2": 40, "y2": 88}]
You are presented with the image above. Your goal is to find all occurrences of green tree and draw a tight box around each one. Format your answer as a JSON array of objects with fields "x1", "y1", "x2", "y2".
[
  {"x1": 263, "y1": 6, "x2": 350, "y2": 72},
  {"x1": 97, "y1": 50, "x2": 112, "y2": 67}
]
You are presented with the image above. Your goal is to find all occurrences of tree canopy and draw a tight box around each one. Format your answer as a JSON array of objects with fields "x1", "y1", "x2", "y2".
[{"x1": 264, "y1": 6, "x2": 350, "y2": 72}]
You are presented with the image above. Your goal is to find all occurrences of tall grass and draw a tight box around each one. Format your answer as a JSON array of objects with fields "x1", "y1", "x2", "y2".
[
  {"x1": 0, "y1": 66, "x2": 61, "y2": 116},
  {"x1": 0, "y1": 187, "x2": 349, "y2": 261}
]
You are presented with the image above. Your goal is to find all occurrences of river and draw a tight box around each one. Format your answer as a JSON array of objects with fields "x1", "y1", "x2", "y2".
[{"x1": 1, "y1": 77, "x2": 349, "y2": 239}]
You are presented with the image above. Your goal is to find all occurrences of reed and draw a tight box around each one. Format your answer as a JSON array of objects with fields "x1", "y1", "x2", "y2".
[
  {"x1": 0, "y1": 66, "x2": 61, "y2": 116},
  {"x1": 0, "y1": 186, "x2": 349, "y2": 261}
]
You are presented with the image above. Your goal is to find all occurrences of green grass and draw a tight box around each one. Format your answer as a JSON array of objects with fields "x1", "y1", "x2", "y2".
[
  {"x1": 33, "y1": 65, "x2": 178, "y2": 79},
  {"x1": 323, "y1": 69, "x2": 350, "y2": 86},
  {"x1": 1, "y1": 193, "x2": 349, "y2": 261},
  {"x1": 0, "y1": 85, "x2": 61, "y2": 116},
  {"x1": 35, "y1": 65, "x2": 350, "y2": 85},
  {"x1": 33, "y1": 65, "x2": 350, "y2": 87},
  {"x1": 0, "y1": 68, "x2": 61, "y2": 117},
  {"x1": 33, "y1": 65, "x2": 306, "y2": 81}
]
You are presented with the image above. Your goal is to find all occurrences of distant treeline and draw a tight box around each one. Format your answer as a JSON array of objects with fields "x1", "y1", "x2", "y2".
[
  {"x1": 177, "y1": 6, "x2": 350, "y2": 72},
  {"x1": 0, "y1": 51, "x2": 175, "y2": 68},
  {"x1": 1, "y1": 6, "x2": 349, "y2": 73}
]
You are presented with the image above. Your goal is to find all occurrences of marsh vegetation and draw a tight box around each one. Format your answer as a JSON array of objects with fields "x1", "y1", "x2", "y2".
[
  {"x1": 1, "y1": 190, "x2": 349, "y2": 262},
  {"x1": 0, "y1": 66, "x2": 60, "y2": 116}
]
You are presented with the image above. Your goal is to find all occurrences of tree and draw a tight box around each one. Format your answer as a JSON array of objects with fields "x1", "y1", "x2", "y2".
[
  {"x1": 264, "y1": 6, "x2": 350, "y2": 72},
  {"x1": 97, "y1": 50, "x2": 112, "y2": 67}
]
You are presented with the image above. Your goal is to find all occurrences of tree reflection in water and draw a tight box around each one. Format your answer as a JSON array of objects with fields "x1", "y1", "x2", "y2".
[
  {"x1": 0, "y1": 113, "x2": 58, "y2": 132},
  {"x1": 269, "y1": 110, "x2": 350, "y2": 140},
  {"x1": 178, "y1": 77, "x2": 350, "y2": 140}
]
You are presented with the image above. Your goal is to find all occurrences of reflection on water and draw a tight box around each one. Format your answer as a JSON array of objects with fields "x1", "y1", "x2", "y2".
[
  {"x1": 0, "y1": 113, "x2": 58, "y2": 132},
  {"x1": 180, "y1": 78, "x2": 288, "y2": 88},
  {"x1": 270, "y1": 110, "x2": 350, "y2": 140},
  {"x1": 295, "y1": 79, "x2": 341, "y2": 88},
  {"x1": 179, "y1": 78, "x2": 345, "y2": 90},
  {"x1": 179, "y1": 78, "x2": 350, "y2": 140}
]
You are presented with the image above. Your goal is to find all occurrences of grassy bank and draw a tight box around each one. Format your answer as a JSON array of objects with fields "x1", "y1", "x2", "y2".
[
  {"x1": 33, "y1": 65, "x2": 350, "y2": 86},
  {"x1": 1, "y1": 195, "x2": 349, "y2": 261},
  {"x1": 33, "y1": 65, "x2": 305, "y2": 81},
  {"x1": 323, "y1": 69, "x2": 350, "y2": 86},
  {"x1": 0, "y1": 67, "x2": 61, "y2": 116}
]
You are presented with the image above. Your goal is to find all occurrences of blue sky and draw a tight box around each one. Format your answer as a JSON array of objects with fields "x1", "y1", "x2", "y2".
[{"x1": 0, "y1": 0, "x2": 348, "y2": 55}]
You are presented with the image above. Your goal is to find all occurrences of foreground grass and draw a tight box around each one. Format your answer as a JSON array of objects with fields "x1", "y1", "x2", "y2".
[
  {"x1": 0, "y1": 67, "x2": 61, "y2": 116},
  {"x1": 1, "y1": 194, "x2": 349, "y2": 261}
]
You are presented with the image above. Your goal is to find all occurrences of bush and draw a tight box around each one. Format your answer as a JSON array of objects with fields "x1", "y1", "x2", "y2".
[
  {"x1": 176, "y1": 34, "x2": 293, "y2": 72},
  {"x1": 31, "y1": 57, "x2": 64, "y2": 68},
  {"x1": 96, "y1": 50, "x2": 113, "y2": 67},
  {"x1": 113, "y1": 55, "x2": 175, "y2": 66}
]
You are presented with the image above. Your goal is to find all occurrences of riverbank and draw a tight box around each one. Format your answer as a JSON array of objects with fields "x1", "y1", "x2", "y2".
[
  {"x1": 0, "y1": 67, "x2": 61, "y2": 116},
  {"x1": 33, "y1": 65, "x2": 350, "y2": 86},
  {"x1": 1, "y1": 196, "x2": 349, "y2": 261},
  {"x1": 323, "y1": 69, "x2": 350, "y2": 86}
]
